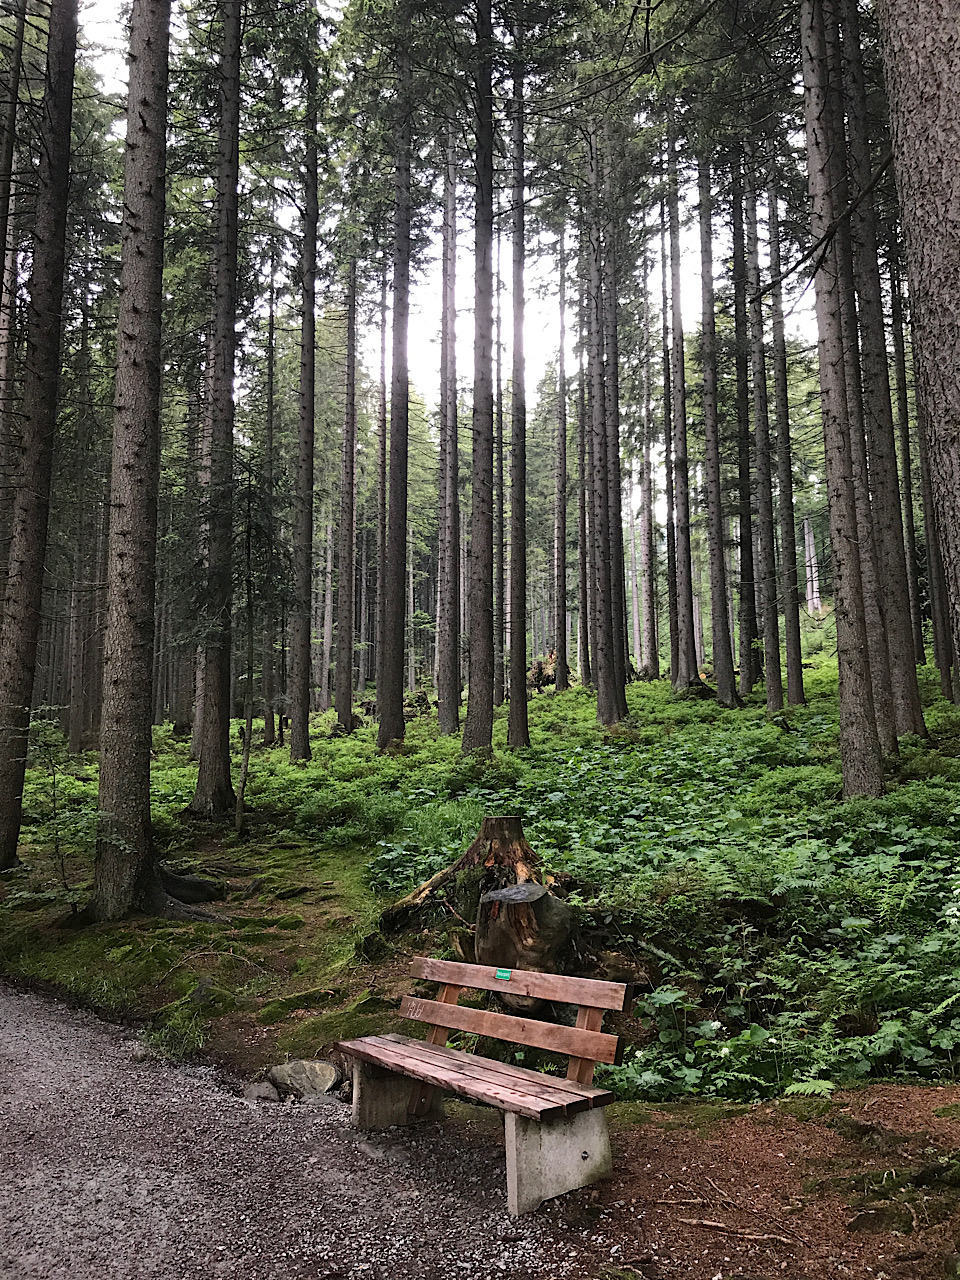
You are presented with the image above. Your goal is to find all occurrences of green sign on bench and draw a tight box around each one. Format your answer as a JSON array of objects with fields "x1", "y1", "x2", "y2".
[{"x1": 336, "y1": 956, "x2": 629, "y2": 1215}]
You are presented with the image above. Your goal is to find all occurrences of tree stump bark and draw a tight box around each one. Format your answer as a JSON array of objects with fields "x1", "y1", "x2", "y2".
[{"x1": 475, "y1": 881, "x2": 573, "y2": 1010}]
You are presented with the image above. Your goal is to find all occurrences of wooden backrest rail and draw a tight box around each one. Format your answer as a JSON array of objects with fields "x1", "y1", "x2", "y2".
[
  {"x1": 403, "y1": 958, "x2": 628, "y2": 1085},
  {"x1": 409, "y1": 957, "x2": 629, "y2": 1011}
]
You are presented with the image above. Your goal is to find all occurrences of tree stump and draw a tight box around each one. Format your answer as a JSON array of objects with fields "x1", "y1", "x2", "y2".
[{"x1": 475, "y1": 881, "x2": 573, "y2": 1011}]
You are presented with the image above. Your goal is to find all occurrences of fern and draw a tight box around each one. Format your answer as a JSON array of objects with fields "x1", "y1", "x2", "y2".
[{"x1": 784, "y1": 1079, "x2": 836, "y2": 1097}]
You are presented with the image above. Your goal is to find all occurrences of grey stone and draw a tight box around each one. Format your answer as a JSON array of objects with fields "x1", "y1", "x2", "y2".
[
  {"x1": 268, "y1": 1059, "x2": 340, "y2": 1098},
  {"x1": 243, "y1": 1081, "x2": 280, "y2": 1104}
]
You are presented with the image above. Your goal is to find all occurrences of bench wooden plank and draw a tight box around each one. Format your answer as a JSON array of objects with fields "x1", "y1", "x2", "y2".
[
  {"x1": 410, "y1": 957, "x2": 629, "y2": 1011},
  {"x1": 380, "y1": 1034, "x2": 609, "y2": 1112},
  {"x1": 409, "y1": 981, "x2": 460, "y2": 1117},
  {"x1": 399, "y1": 995, "x2": 620, "y2": 1063},
  {"x1": 339, "y1": 1036, "x2": 568, "y2": 1120},
  {"x1": 567, "y1": 1006, "x2": 605, "y2": 1085}
]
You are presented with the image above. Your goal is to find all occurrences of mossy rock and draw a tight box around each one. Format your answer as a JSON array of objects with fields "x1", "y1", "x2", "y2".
[
  {"x1": 273, "y1": 912, "x2": 305, "y2": 930},
  {"x1": 257, "y1": 985, "x2": 342, "y2": 1025}
]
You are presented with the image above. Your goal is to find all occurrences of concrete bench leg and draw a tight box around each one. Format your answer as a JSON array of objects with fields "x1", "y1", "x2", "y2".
[
  {"x1": 351, "y1": 1060, "x2": 444, "y2": 1130},
  {"x1": 504, "y1": 1108, "x2": 612, "y2": 1216}
]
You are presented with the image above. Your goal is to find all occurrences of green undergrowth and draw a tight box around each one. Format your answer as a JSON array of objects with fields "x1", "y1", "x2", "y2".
[{"x1": 4, "y1": 659, "x2": 960, "y2": 1097}]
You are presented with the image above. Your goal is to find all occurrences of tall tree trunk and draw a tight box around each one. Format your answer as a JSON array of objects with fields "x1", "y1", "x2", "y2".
[
  {"x1": 289, "y1": 64, "x2": 318, "y2": 760},
  {"x1": 188, "y1": 0, "x2": 240, "y2": 817},
  {"x1": 878, "y1": 0, "x2": 960, "y2": 678},
  {"x1": 462, "y1": 0, "x2": 495, "y2": 754},
  {"x1": 767, "y1": 187, "x2": 805, "y2": 706},
  {"x1": 554, "y1": 223, "x2": 569, "y2": 692},
  {"x1": 660, "y1": 200, "x2": 678, "y2": 684},
  {"x1": 375, "y1": 269, "x2": 387, "y2": 707},
  {"x1": 0, "y1": 0, "x2": 77, "y2": 870},
  {"x1": 602, "y1": 140, "x2": 628, "y2": 716},
  {"x1": 576, "y1": 357, "x2": 591, "y2": 685},
  {"x1": 437, "y1": 132, "x2": 460, "y2": 733},
  {"x1": 493, "y1": 245, "x2": 505, "y2": 707},
  {"x1": 743, "y1": 164, "x2": 783, "y2": 713},
  {"x1": 801, "y1": 0, "x2": 882, "y2": 795},
  {"x1": 507, "y1": 43, "x2": 529, "y2": 748},
  {"x1": 319, "y1": 511, "x2": 334, "y2": 711},
  {"x1": 840, "y1": 0, "x2": 925, "y2": 737},
  {"x1": 804, "y1": 518, "x2": 822, "y2": 614},
  {"x1": 377, "y1": 43, "x2": 412, "y2": 749},
  {"x1": 262, "y1": 258, "x2": 277, "y2": 746},
  {"x1": 731, "y1": 162, "x2": 758, "y2": 695},
  {"x1": 0, "y1": 0, "x2": 25, "y2": 603},
  {"x1": 888, "y1": 244, "x2": 925, "y2": 663},
  {"x1": 335, "y1": 259, "x2": 358, "y2": 732},
  {"x1": 639, "y1": 248, "x2": 658, "y2": 678},
  {"x1": 698, "y1": 157, "x2": 740, "y2": 708},
  {"x1": 668, "y1": 127, "x2": 699, "y2": 692},
  {"x1": 586, "y1": 134, "x2": 617, "y2": 724}
]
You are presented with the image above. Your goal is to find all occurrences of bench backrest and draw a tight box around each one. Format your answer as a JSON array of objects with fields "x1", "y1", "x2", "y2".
[{"x1": 401, "y1": 957, "x2": 629, "y2": 1085}]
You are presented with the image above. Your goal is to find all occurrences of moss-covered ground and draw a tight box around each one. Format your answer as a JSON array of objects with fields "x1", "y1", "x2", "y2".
[{"x1": 5, "y1": 657, "x2": 960, "y2": 1095}]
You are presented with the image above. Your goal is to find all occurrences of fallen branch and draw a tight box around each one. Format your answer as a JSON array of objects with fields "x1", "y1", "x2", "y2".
[{"x1": 677, "y1": 1219, "x2": 797, "y2": 1246}]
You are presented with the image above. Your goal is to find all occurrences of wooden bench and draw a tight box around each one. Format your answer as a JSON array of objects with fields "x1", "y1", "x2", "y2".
[{"x1": 337, "y1": 957, "x2": 629, "y2": 1215}]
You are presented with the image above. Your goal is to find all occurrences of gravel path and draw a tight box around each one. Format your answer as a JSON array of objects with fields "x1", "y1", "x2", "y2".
[{"x1": 0, "y1": 986, "x2": 623, "y2": 1280}]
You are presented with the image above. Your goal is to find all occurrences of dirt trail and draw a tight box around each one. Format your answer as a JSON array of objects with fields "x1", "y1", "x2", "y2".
[{"x1": 0, "y1": 985, "x2": 631, "y2": 1280}]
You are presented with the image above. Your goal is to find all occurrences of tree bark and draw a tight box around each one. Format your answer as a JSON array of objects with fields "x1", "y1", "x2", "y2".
[
  {"x1": 335, "y1": 259, "x2": 358, "y2": 732},
  {"x1": 878, "y1": 0, "x2": 960, "y2": 683},
  {"x1": 668, "y1": 127, "x2": 700, "y2": 693},
  {"x1": 767, "y1": 187, "x2": 805, "y2": 706},
  {"x1": 507, "y1": 43, "x2": 529, "y2": 748},
  {"x1": 0, "y1": 0, "x2": 77, "y2": 869},
  {"x1": 188, "y1": 0, "x2": 240, "y2": 817},
  {"x1": 554, "y1": 224, "x2": 569, "y2": 692},
  {"x1": 731, "y1": 162, "x2": 758, "y2": 696},
  {"x1": 698, "y1": 157, "x2": 740, "y2": 708},
  {"x1": 437, "y1": 132, "x2": 460, "y2": 733},
  {"x1": 840, "y1": 0, "x2": 925, "y2": 738},
  {"x1": 377, "y1": 41, "x2": 412, "y2": 749},
  {"x1": 743, "y1": 164, "x2": 783, "y2": 713},
  {"x1": 90, "y1": 0, "x2": 172, "y2": 917},
  {"x1": 462, "y1": 0, "x2": 495, "y2": 754},
  {"x1": 801, "y1": 0, "x2": 882, "y2": 795}
]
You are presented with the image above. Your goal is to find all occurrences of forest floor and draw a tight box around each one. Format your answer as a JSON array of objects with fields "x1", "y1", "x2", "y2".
[
  {"x1": 7, "y1": 662, "x2": 960, "y2": 1274},
  {"x1": 4, "y1": 981, "x2": 960, "y2": 1280}
]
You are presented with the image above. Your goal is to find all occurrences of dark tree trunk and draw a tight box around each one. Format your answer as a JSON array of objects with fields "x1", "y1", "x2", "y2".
[
  {"x1": 554, "y1": 224, "x2": 569, "y2": 692},
  {"x1": 375, "y1": 269, "x2": 387, "y2": 708},
  {"x1": 660, "y1": 203, "x2": 678, "y2": 683},
  {"x1": 878, "y1": 0, "x2": 960, "y2": 681},
  {"x1": 262, "y1": 260, "x2": 277, "y2": 746},
  {"x1": 188, "y1": 0, "x2": 241, "y2": 817},
  {"x1": 801, "y1": 0, "x2": 882, "y2": 795},
  {"x1": 335, "y1": 260, "x2": 358, "y2": 733},
  {"x1": 462, "y1": 0, "x2": 495, "y2": 754},
  {"x1": 743, "y1": 164, "x2": 783, "y2": 713},
  {"x1": 698, "y1": 158, "x2": 740, "y2": 708},
  {"x1": 377, "y1": 45, "x2": 412, "y2": 750},
  {"x1": 0, "y1": 0, "x2": 77, "y2": 869},
  {"x1": 731, "y1": 162, "x2": 758, "y2": 696},
  {"x1": 668, "y1": 128, "x2": 700, "y2": 692},
  {"x1": 767, "y1": 187, "x2": 805, "y2": 706},
  {"x1": 493, "y1": 246, "x2": 505, "y2": 707},
  {"x1": 888, "y1": 243, "x2": 925, "y2": 664},
  {"x1": 91, "y1": 0, "x2": 171, "y2": 918},
  {"x1": 289, "y1": 67, "x2": 318, "y2": 761},
  {"x1": 576, "y1": 357, "x2": 591, "y2": 685},
  {"x1": 507, "y1": 46, "x2": 529, "y2": 748},
  {"x1": 437, "y1": 132, "x2": 460, "y2": 734},
  {"x1": 639, "y1": 248, "x2": 658, "y2": 678}
]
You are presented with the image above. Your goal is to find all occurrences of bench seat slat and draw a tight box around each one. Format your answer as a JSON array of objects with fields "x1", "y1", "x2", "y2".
[
  {"x1": 381, "y1": 1033, "x2": 614, "y2": 1110},
  {"x1": 400, "y1": 995, "x2": 620, "y2": 1064},
  {"x1": 339, "y1": 1036, "x2": 569, "y2": 1119},
  {"x1": 410, "y1": 957, "x2": 629, "y2": 1011}
]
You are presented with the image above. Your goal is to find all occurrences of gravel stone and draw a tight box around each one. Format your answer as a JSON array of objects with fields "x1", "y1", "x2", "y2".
[{"x1": 0, "y1": 985, "x2": 608, "y2": 1279}]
